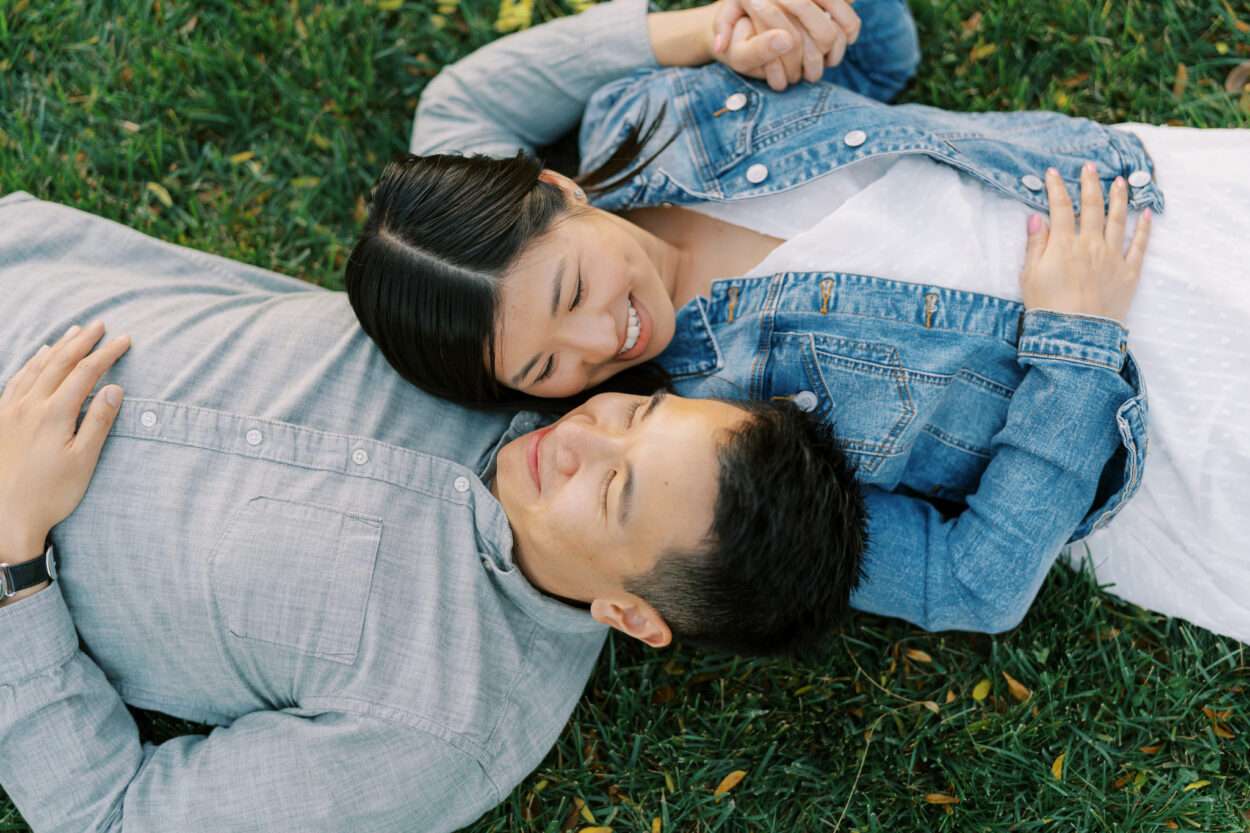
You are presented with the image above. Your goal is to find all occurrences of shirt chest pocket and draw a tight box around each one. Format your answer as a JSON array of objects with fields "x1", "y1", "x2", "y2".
[
  {"x1": 789, "y1": 333, "x2": 919, "y2": 477},
  {"x1": 210, "y1": 496, "x2": 383, "y2": 665}
]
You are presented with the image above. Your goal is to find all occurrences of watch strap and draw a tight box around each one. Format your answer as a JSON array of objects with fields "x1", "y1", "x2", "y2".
[{"x1": 0, "y1": 546, "x2": 54, "y2": 598}]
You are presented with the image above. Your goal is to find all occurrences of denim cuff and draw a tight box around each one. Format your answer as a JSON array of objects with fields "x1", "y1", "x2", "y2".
[
  {"x1": 0, "y1": 582, "x2": 78, "y2": 684},
  {"x1": 1017, "y1": 309, "x2": 1129, "y2": 372}
]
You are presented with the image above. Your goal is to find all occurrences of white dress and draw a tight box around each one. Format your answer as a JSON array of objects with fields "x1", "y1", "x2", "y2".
[{"x1": 687, "y1": 124, "x2": 1250, "y2": 644}]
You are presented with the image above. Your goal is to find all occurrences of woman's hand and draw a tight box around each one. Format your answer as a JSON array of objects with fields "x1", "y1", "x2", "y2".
[
  {"x1": 1019, "y1": 163, "x2": 1152, "y2": 324},
  {"x1": 0, "y1": 321, "x2": 130, "y2": 563},
  {"x1": 712, "y1": 0, "x2": 860, "y2": 91}
]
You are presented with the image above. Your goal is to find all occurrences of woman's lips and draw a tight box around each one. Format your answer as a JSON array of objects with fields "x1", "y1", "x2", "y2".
[
  {"x1": 527, "y1": 426, "x2": 554, "y2": 494},
  {"x1": 616, "y1": 294, "x2": 652, "y2": 362}
]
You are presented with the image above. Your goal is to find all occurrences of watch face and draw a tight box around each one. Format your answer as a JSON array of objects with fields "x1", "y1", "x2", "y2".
[{"x1": 46, "y1": 548, "x2": 58, "y2": 581}]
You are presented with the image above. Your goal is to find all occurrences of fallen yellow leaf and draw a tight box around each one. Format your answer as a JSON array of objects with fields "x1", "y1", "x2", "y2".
[
  {"x1": 146, "y1": 182, "x2": 173, "y2": 208},
  {"x1": 229, "y1": 150, "x2": 255, "y2": 164},
  {"x1": 970, "y1": 43, "x2": 998, "y2": 61},
  {"x1": 1213, "y1": 723, "x2": 1236, "y2": 739},
  {"x1": 922, "y1": 700, "x2": 941, "y2": 715},
  {"x1": 972, "y1": 678, "x2": 992, "y2": 701},
  {"x1": 651, "y1": 818, "x2": 661, "y2": 833},
  {"x1": 945, "y1": 689, "x2": 956, "y2": 704},
  {"x1": 377, "y1": 0, "x2": 404, "y2": 9},
  {"x1": 1173, "y1": 63, "x2": 1189, "y2": 97},
  {"x1": 290, "y1": 176, "x2": 321, "y2": 189},
  {"x1": 576, "y1": 797, "x2": 595, "y2": 824},
  {"x1": 713, "y1": 770, "x2": 747, "y2": 797},
  {"x1": 663, "y1": 772, "x2": 675, "y2": 793},
  {"x1": 1002, "y1": 671, "x2": 1031, "y2": 703},
  {"x1": 579, "y1": 828, "x2": 613, "y2": 833},
  {"x1": 924, "y1": 793, "x2": 960, "y2": 805},
  {"x1": 905, "y1": 648, "x2": 932, "y2": 663},
  {"x1": 1051, "y1": 752, "x2": 1065, "y2": 780},
  {"x1": 1139, "y1": 744, "x2": 1161, "y2": 755},
  {"x1": 1183, "y1": 779, "x2": 1211, "y2": 792}
]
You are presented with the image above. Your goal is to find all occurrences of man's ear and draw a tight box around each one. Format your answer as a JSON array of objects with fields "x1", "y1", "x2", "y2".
[
  {"x1": 537, "y1": 169, "x2": 586, "y2": 204},
  {"x1": 589, "y1": 595, "x2": 672, "y2": 649}
]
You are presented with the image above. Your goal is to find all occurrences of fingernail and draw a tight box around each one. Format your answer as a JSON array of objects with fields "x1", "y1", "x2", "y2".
[
  {"x1": 1084, "y1": 161, "x2": 1097, "y2": 174},
  {"x1": 1143, "y1": 208, "x2": 1152, "y2": 220},
  {"x1": 1027, "y1": 214, "x2": 1042, "y2": 233},
  {"x1": 36, "y1": 345, "x2": 50, "y2": 356},
  {"x1": 713, "y1": 32, "x2": 724, "y2": 53},
  {"x1": 66, "y1": 324, "x2": 81, "y2": 338},
  {"x1": 105, "y1": 386, "x2": 123, "y2": 407},
  {"x1": 1114, "y1": 176, "x2": 1125, "y2": 188},
  {"x1": 772, "y1": 33, "x2": 791, "y2": 51}
]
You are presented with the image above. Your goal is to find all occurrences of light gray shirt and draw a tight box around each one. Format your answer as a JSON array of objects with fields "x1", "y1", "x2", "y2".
[{"x1": 0, "y1": 191, "x2": 609, "y2": 832}]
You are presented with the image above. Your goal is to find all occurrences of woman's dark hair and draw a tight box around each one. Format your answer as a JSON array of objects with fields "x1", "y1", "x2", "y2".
[
  {"x1": 345, "y1": 102, "x2": 679, "y2": 412},
  {"x1": 627, "y1": 398, "x2": 869, "y2": 658}
]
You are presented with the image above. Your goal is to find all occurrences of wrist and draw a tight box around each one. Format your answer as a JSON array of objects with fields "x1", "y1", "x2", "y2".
[
  {"x1": 647, "y1": 3, "x2": 717, "y2": 67},
  {"x1": 0, "y1": 529, "x2": 49, "y2": 565}
]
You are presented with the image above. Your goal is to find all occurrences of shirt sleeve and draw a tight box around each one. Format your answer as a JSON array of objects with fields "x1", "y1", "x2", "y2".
[
  {"x1": 410, "y1": 0, "x2": 659, "y2": 157},
  {"x1": 0, "y1": 585, "x2": 496, "y2": 833},
  {"x1": 849, "y1": 309, "x2": 1139, "y2": 633}
]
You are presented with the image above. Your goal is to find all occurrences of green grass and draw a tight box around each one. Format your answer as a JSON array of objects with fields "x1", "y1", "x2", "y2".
[{"x1": 2, "y1": 0, "x2": 1249, "y2": 830}]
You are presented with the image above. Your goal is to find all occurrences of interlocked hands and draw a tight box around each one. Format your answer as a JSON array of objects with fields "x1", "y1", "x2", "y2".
[{"x1": 709, "y1": 0, "x2": 861, "y2": 91}]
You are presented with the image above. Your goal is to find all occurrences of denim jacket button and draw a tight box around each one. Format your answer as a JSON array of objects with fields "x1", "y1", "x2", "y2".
[
  {"x1": 724, "y1": 92, "x2": 748, "y2": 112},
  {"x1": 453, "y1": 476, "x2": 471, "y2": 493},
  {"x1": 843, "y1": 129, "x2": 867, "y2": 148},
  {"x1": 745, "y1": 163, "x2": 769, "y2": 184},
  {"x1": 1127, "y1": 170, "x2": 1152, "y2": 188},
  {"x1": 1020, "y1": 174, "x2": 1044, "y2": 191},
  {"x1": 792, "y1": 390, "x2": 819, "y2": 412}
]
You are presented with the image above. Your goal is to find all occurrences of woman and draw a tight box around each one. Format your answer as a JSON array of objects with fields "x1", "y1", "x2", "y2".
[{"x1": 345, "y1": 0, "x2": 1250, "y2": 643}]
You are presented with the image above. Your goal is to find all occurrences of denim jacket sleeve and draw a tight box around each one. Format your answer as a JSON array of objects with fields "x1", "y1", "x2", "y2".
[
  {"x1": 410, "y1": 0, "x2": 659, "y2": 157},
  {"x1": 849, "y1": 310, "x2": 1140, "y2": 633},
  {"x1": 0, "y1": 587, "x2": 494, "y2": 833}
]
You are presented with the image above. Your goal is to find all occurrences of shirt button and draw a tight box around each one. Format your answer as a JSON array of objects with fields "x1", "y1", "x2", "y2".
[
  {"x1": 745, "y1": 163, "x2": 769, "y2": 184},
  {"x1": 1127, "y1": 170, "x2": 1152, "y2": 187},
  {"x1": 724, "y1": 92, "x2": 748, "y2": 111},
  {"x1": 351, "y1": 449, "x2": 369, "y2": 466},
  {"x1": 453, "y1": 476, "x2": 470, "y2": 493},
  {"x1": 1020, "y1": 174, "x2": 1044, "y2": 191},
  {"x1": 843, "y1": 129, "x2": 867, "y2": 148},
  {"x1": 792, "y1": 390, "x2": 819, "y2": 412},
  {"x1": 140, "y1": 410, "x2": 158, "y2": 428},
  {"x1": 245, "y1": 429, "x2": 263, "y2": 447}
]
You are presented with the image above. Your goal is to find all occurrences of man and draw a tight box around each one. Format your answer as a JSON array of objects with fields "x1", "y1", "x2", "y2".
[{"x1": 0, "y1": 180, "x2": 1141, "y2": 832}]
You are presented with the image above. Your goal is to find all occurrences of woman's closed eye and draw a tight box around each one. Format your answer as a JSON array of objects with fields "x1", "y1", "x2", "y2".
[{"x1": 534, "y1": 276, "x2": 585, "y2": 385}]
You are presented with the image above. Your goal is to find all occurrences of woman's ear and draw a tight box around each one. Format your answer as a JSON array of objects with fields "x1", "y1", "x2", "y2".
[
  {"x1": 537, "y1": 169, "x2": 587, "y2": 204},
  {"x1": 589, "y1": 595, "x2": 672, "y2": 648}
]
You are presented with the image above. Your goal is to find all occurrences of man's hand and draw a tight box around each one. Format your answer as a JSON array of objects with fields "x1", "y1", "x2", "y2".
[
  {"x1": 1020, "y1": 163, "x2": 1152, "y2": 324},
  {"x1": 0, "y1": 321, "x2": 130, "y2": 563},
  {"x1": 712, "y1": 0, "x2": 860, "y2": 90}
]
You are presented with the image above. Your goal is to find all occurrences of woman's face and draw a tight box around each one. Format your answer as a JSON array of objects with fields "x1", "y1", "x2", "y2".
[{"x1": 493, "y1": 204, "x2": 677, "y2": 398}]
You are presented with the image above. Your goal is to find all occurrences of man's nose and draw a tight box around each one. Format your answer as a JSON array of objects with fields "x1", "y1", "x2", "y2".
[{"x1": 552, "y1": 416, "x2": 619, "y2": 477}]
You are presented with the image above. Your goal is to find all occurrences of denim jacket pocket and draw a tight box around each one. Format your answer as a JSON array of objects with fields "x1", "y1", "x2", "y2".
[
  {"x1": 796, "y1": 332, "x2": 916, "y2": 475},
  {"x1": 211, "y1": 497, "x2": 382, "y2": 665}
]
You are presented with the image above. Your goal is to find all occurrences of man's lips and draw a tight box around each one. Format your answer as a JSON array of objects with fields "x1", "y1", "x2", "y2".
[{"x1": 527, "y1": 425, "x2": 554, "y2": 494}]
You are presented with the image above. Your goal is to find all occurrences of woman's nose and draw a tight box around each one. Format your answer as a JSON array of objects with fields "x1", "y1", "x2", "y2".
[{"x1": 564, "y1": 311, "x2": 620, "y2": 367}]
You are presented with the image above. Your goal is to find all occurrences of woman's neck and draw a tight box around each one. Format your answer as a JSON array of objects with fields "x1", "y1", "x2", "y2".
[{"x1": 620, "y1": 206, "x2": 783, "y2": 309}]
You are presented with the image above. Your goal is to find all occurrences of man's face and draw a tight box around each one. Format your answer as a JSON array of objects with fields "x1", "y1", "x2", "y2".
[{"x1": 493, "y1": 392, "x2": 749, "y2": 617}]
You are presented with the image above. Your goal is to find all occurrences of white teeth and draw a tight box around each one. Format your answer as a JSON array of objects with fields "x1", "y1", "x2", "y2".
[{"x1": 619, "y1": 299, "x2": 641, "y2": 355}]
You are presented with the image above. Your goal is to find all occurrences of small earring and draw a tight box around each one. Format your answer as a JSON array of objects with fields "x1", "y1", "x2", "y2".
[{"x1": 574, "y1": 187, "x2": 585, "y2": 200}]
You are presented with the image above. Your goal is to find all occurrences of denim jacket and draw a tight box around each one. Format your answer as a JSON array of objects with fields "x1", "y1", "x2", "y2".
[
  {"x1": 408, "y1": 0, "x2": 1151, "y2": 632},
  {"x1": 571, "y1": 30, "x2": 1157, "y2": 631}
]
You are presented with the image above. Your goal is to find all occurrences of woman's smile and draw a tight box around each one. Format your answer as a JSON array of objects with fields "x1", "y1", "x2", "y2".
[{"x1": 615, "y1": 293, "x2": 653, "y2": 361}]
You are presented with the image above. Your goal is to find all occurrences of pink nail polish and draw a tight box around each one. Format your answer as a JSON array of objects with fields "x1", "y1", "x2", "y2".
[{"x1": 1027, "y1": 214, "x2": 1042, "y2": 233}]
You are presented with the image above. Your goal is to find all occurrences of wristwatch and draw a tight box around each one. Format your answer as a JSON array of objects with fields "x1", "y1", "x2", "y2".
[{"x1": 0, "y1": 545, "x2": 57, "y2": 600}]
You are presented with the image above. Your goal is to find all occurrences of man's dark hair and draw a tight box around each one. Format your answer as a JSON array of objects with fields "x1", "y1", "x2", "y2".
[{"x1": 626, "y1": 399, "x2": 868, "y2": 657}]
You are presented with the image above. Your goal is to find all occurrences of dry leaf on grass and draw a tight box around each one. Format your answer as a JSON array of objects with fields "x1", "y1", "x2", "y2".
[
  {"x1": 714, "y1": 770, "x2": 747, "y2": 798},
  {"x1": 925, "y1": 793, "x2": 960, "y2": 805},
  {"x1": 1051, "y1": 752, "x2": 1065, "y2": 780},
  {"x1": 971, "y1": 679, "x2": 992, "y2": 701},
  {"x1": 1002, "y1": 671, "x2": 1031, "y2": 703}
]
